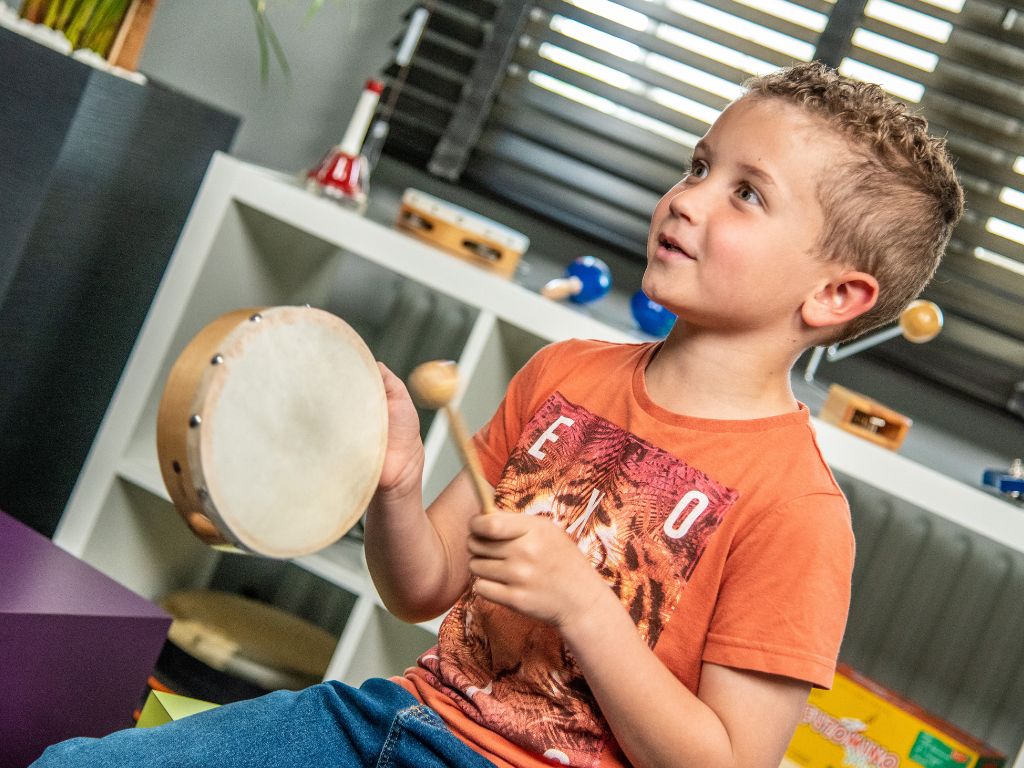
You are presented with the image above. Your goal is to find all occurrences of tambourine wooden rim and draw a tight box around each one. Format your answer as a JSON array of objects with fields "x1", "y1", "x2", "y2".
[{"x1": 156, "y1": 306, "x2": 387, "y2": 558}]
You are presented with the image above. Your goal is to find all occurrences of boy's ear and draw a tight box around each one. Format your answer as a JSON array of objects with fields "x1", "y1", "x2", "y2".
[{"x1": 801, "y1": 270, "x2": 879, "y2": 329}]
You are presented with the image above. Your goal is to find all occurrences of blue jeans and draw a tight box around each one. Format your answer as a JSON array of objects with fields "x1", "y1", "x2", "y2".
[{"x1": 32, "y1": 678, "x2": 496, "y2": 768}]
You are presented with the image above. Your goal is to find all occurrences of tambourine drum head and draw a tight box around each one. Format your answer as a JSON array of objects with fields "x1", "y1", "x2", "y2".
[{"x1": 158, "y1": 306, "x2": 386, "y2": 558}]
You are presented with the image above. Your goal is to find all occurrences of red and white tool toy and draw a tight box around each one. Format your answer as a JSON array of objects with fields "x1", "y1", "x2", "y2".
[{"x1": 306, "y1": 79, "x2": 383, "y2": 212}]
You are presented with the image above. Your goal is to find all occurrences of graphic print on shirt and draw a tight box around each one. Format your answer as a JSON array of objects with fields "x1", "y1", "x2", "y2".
[{"x1": 416, "y1": 392, "x2": 739, "y2": 768}]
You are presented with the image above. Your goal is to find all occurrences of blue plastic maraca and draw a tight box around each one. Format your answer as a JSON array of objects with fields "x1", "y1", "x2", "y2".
[
  {"x1": 541, "y1": 256, "x2": 612, "y2": 304},
  {"x1": 631, "y1": 291, "x2": 676, "y2": 337}
]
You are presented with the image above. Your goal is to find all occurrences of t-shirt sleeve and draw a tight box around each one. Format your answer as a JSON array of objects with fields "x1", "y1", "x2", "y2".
[
  {"x1": 702, "y1": 493, "x2": 854, "y2": 689},
  {"x1": 472, "y1": 342, "x2": 560, "y2": 487}
]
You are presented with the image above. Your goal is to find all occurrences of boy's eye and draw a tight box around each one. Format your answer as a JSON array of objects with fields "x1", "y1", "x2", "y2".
[
  {"x1": 686, "y1": 160, "x2": 709, "y2": 179},
  {"x1": 738, "y1": 185, "x2": 762, "y2": 206}
]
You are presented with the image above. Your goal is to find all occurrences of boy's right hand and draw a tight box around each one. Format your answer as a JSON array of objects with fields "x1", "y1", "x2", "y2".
[{"x1": 374, "y1": 362, "x2": 425, "y2": 502}]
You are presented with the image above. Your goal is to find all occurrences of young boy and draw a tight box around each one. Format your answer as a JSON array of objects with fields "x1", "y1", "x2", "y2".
[{"x1": 34, "y1": 62, "x2": 963, "y2": 768}]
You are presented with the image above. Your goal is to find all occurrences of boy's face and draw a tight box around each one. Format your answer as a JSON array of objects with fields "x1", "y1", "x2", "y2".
[{"x1": 644, "y1": 97, "x2": 845, "y2": 336}]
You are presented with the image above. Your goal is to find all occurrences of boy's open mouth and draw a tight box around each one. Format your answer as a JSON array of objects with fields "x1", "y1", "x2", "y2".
[{"x1": 658, "y1": 235, "x2": 692, "y2": 259}]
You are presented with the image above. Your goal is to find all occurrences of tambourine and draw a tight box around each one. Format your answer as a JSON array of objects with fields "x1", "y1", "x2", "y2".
[{"x1": 156, "y1": 306, "x2": 387, "y2": 558}]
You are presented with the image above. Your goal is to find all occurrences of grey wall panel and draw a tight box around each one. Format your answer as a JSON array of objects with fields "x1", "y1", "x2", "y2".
[
  {"x1": 840, "y1": 472, "x2": 1024, "y2": 756},
  {"x1": 0, "y1": 29, "x2": 239, "y2": 536}
]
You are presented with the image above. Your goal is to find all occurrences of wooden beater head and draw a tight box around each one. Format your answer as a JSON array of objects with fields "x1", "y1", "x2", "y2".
[
  {"x1": 407, "y1": 360, "x2": 459, "y2": 409},
  {"x1": 407, "y1": 360, "x2": 496, "y2": 514}
]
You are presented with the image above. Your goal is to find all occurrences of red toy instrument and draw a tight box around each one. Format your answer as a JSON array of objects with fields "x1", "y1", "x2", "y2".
[{"x1": 306, "y1": 79, "x2": 384, "y2": 211}]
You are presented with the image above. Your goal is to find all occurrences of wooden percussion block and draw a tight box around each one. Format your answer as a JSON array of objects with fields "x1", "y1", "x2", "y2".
[
  {"x1": 394, "y1": 189, "x2": 529, "y2": 279},
  {"x1": 136, "y1": 690, "x2": 218, "y2": 729},
  {"x1": 819, "y1": 384, "x2": 912, "y2": 451}
]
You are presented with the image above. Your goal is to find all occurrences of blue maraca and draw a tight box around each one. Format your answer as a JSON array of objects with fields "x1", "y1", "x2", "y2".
[
  {"x1": 541, "y1": 256, "x2": 612, "y2": 304},
  {"x1": 631, "y1": 291, "x2": 676, "y2": 337}
]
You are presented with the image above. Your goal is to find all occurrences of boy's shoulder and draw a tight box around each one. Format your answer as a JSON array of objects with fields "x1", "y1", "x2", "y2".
[
  {"x1": 534, "y1": 337, "x2": 653, "y2": 369},
  {"x1": 522, "y1": 338, "x2": 655, "y2": 395}
]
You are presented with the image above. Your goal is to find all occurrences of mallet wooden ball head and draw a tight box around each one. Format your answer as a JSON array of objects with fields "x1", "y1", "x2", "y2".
[{"x1": 407, "y1": 360, "x2": 496, "y2": 515}]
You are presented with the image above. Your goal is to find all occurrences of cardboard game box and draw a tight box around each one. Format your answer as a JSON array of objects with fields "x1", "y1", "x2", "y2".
[{"x1": 784, "y1": 664, "x2": 1004, "y2": 768}]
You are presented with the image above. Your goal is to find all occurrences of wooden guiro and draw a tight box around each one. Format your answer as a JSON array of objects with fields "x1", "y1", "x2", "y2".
[{"x1": 407, "y1": 361, "x2": 496, "y2": 515}]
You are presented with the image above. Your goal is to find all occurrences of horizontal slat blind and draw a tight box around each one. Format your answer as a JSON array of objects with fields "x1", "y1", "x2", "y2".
[
  {"x1": 380, "y1": 0, "x2": 1024, "y2": 418},
  {"x1": 381, "y1": 1, "x2": 496, "y2": 166},
  {"x1": 463, "y1": 0, "x2": 833, "y2": 254},
  {"x1": 834, "y1": 0, "x2": 1024, "y2": 412}
]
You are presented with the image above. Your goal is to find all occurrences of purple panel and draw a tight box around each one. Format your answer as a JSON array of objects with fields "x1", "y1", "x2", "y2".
[
  {"x1": 0, "y1": 511, "x2": 171, "y2": 768},
  {"x1": 0, "y1": 510, "x2": 169, "y2": 618}
]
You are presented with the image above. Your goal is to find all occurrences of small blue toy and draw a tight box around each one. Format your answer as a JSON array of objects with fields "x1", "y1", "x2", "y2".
[
  {"x1": 631, "y1": 291, "x2": 676, "y2": 337},
  {"x1": 982, "y1": 459, "x2": 1024, "y2": 501},
  {"x1": 541, "y1": 256, "x2": 612, "y2": 304}
]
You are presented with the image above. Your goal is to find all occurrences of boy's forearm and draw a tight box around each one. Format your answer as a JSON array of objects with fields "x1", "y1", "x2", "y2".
[
  {"x1": 363, "y1": 485, "x2": 457, "y2": 623},
  {"x1": 560, "y1": 589, "x2": 804, "y2": 768},
  {"x1": 364, "y1": 469, "x2": 480, "y2": 623},
  {"x1": 560, "y1": 589, "x2": 732, "y2": 768}
]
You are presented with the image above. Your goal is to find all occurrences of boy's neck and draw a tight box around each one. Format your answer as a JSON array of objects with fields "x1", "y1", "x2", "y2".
[{"x1": 644, "y1": 325, "x2": 804, "y2": 420}]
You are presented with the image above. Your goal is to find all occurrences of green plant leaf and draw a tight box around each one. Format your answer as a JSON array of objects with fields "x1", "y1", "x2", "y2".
[
  {"x1": 247, "y1": 0, "x2": 272, "y2": 85},
  {"x1": 304, "y1": 0, "x2": 326, "y2": 21},
  {"x1": 246, "y1": 0, "x2": 292, "y2": 86},
  {"x1": 79, "y1": 0, "x2": 129, "y2": 55},
  {"x1": 262, "y1": 7, "x2": 291, "y2": 80}
]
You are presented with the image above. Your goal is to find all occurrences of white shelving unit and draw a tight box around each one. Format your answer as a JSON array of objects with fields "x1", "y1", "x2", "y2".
[
  {"x1": 53, "y1": 153, "x2": 636, "y2": 687},
  {"x1": 54, "y1": 154, "x2": 1024, "y2": 764}
]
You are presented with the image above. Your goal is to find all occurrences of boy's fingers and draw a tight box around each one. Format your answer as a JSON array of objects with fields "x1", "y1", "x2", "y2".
[
  {"x1": 468, "y1": 556, "x2": 513, "y2": 584},
  {"x1": 469, "y1": 510, "x2": 526, "y2": 540},
  {"x1": 377, "y1": 362, "x2": 405, "y2": 394},
  {"x1": 466, "y1": 535, "x2": 512, "y2": 558},
  {"x1": 468, "y1": 512, "x2": 540, "y2": 540},
  {"x1": 377, "y1": 362, "x2": 420, "y2": 437}
]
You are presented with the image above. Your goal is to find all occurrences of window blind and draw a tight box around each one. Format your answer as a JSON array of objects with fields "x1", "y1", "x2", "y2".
[
  {"x1": 380, "y1": 0, "x2": 1024, "y2": 419},
  {"x1": 467, "y1": 0, "x2": 835, "y2": 251},
  {"x1": 837, "y1": 0, "x2": 1024, "y2": 414}
]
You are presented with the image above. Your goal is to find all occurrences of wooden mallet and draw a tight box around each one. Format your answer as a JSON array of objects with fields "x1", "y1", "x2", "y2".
[{"x1": 407, "y1": 360, "x2": 496, "y2": 515}]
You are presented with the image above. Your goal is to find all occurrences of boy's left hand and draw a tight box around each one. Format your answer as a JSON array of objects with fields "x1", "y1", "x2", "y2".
[{"x1": 467, "y1": 512, "x2": 614, "y2": 631}]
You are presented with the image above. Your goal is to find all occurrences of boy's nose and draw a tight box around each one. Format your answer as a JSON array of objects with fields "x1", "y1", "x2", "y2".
[{"x1": 667, "y1": 185, "x2": 703, "y2": 222}]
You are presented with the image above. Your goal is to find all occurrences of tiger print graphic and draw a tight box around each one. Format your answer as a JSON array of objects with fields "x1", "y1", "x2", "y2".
[{"x1": 415, "y1": 392, "x2": 738, "y2": 767}]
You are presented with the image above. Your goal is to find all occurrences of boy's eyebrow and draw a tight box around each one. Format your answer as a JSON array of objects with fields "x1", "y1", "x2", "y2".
[{"x1": 738, "y1": 162, "x2": 777, "y2": 188}]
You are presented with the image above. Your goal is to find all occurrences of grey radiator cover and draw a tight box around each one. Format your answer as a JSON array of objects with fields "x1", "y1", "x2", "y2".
[{"x1": 839, "y1": 472, "x2": 1024, "y2": 756}]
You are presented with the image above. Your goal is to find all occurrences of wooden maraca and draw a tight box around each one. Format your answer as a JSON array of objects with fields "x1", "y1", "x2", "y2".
[
  {"x1": 898, "y1": 299, "x2": 943, "y2": 343},
  {"x1": 541, "y1": 256, "x2": 612, "y2": 304},
  {"x1": 407, "y1": 360, "x2": 496, "y2": 515}
]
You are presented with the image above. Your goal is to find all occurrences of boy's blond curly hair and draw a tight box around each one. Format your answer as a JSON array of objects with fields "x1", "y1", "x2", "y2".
[{"x1": 743, "y1": 61, "x2": 964, "y2": 342}]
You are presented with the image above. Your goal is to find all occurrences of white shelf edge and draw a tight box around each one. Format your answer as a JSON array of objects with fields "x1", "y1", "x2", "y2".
[
  {"x1": 812, "y1": 418, "x2": 1024, "y2": 552},
  {"x1": 224, "y1": 158, "x2": 637, "y2": 347},
  {"x1": 295, "y1": 537, "x2": 374, "y2": 597},
  {"x1": 117, "y1": 454, "x2": 171, "y2": 503},
  {"x1": 323, "y1": 594, "x2": 377, "y2": 682}
]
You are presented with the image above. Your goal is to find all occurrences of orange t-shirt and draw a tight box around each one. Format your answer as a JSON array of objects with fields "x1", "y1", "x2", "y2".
[{"x1": 395, "y1": 339, "x2": 854, "y2": 768}]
